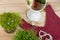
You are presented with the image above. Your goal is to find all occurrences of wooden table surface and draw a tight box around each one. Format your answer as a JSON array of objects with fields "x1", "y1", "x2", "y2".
[{"x1": 0, "y1": 0, "x2": 60, "y2": 40}]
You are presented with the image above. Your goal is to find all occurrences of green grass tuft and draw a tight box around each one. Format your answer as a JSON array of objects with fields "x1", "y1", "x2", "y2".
[
  {"x1": 13, "y1": 30, "x2": 40, "y2": 40},
  {"x1": 0, "y1": 12, "x2": 22, "y2": 32}
]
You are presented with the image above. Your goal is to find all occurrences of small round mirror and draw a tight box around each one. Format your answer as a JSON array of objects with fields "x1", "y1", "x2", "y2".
[{"x1": 25, "y1": 0, "x2": 47, "y2": 26}]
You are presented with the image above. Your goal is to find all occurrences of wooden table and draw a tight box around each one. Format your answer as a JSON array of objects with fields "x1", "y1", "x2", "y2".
[{"x1": 0, "y1": 0, "x2": 60, "y2": 40}]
